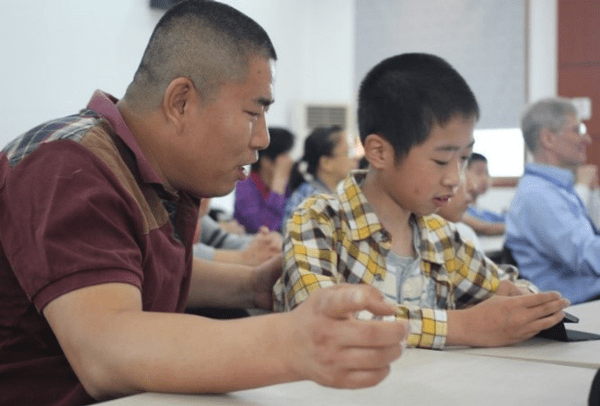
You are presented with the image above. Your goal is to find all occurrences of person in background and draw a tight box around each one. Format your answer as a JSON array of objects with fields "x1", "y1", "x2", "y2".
[
  {"x1": 234, "y1": 126, "x2": 295, "y2": 233},
  {"x1": 575, "y1": 160, "x2": 600, "y2": 228},
  {"x1": 0, "y1": 2, "x2": 409, "y2": 404},
  {"x1": 282, "y1": 125, "x2": 356, "y2": 229},
  {"x1": 436, "y1": 172, "x2": 483, "y2": 251},
  {"x1": 194, "y1": 198, "x2": 282, "y2": 267},
  {"x1": 505, "y1": 97, "x2": 600, "y2": 304},
  {"x1": 274, "y1": 53, "x2": 568, "y2": 350},
  {"x1": 461, "y1": 153, "x2": 506, "y2": 236}
]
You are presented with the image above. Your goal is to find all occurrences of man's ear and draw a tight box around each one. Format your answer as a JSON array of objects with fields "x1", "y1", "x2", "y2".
[
  {"x1": 363, "y1": 133, "x2": 390, "y2": 169},
  {"x1": 538, "y1": 127, "x2": 556, "y2": 150},
  {"x1": 162, "y1": 77, "x2": 197, "y2": 134}
]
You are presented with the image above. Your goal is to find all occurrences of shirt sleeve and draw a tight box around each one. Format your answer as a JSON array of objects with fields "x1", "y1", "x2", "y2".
[
  {"x1": 199, "y1": 215, "x2": 249, "y2": 250},
  {"x1": 234, "y1": 179, "x2": 287, "y2": 233},
  {"x1": 1, "y1": 141, "x2": 145, "y2": 311},
  {"x1": 273, "y1": 202, "x2": 338, "y2": 311}
]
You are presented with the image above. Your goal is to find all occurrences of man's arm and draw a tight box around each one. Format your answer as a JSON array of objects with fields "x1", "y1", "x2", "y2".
[
  {"x1": 44, "y1": 281, "x2": 408, "y2": 401},
  {"x1": 517, "y1": 188, "x2": 600, "y2": 277},
  {"x1": 187, "y1": 254, "x2": 283, "y2": 310}
]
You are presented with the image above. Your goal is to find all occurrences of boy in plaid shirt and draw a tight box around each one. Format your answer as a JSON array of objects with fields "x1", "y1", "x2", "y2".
[{"x1": 274, "y1": 53, "x2": 569, "y2": 349}]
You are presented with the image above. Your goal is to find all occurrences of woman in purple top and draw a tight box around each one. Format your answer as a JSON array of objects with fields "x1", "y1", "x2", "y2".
[{"x1": 234, "y1": 127, "x2": 295, "y2": 233}]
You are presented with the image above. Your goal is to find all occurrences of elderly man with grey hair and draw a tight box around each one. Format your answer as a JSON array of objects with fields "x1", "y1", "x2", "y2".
[{"x1": 505, "y1": 97, "x2": 600, "y2": 304}]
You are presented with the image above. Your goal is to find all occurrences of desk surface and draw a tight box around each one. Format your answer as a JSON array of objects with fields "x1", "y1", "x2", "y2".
[
  {"x1": 447, "y1": 299, "x2": 600, "y2": 369},
  {"x1": 99, "y1": 348, "x2": 596, "y2": 406}
]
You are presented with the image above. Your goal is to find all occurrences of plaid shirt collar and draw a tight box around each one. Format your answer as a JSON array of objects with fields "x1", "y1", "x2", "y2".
[{"x1": 337, "y1": 170, "x2": 447, "y2": 266}]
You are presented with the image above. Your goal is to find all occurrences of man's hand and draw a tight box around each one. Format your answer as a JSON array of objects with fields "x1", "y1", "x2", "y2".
[
  {"x1": 448, "y1": 291, "x2": 569, "y2": 347},
  {"x1": 241, "y1": 226, "x2": 283, "y2": 266},
  {"x1": 219, "y1": 219, "x2": 246, "y2": 235},
  {"x1": 577, "y1": 164, "x2": 599, "y2": 190},
  {"x1": 251, "y1": 254, "x2": 284, "y2": 310},
  {"x1": 280, "y1": 284, "x2": 408, "y2": 389}
]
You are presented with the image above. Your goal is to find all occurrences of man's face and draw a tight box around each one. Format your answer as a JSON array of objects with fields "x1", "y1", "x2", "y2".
[
  {"x1": 173, "y1": 57, "x2": 274, "y2": 197},
  {"x1": 552, "y1": 113, "x2": 591, "y2": 170},
  {"x1": 380, "y1": 115, "x2": 476, "y2": 217}
]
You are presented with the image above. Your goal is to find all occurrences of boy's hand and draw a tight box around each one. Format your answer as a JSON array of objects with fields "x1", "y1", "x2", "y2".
[
  {"x1": 496, "y1": 280, "x2": 531, "y2": 296},
  {"x1": 448, "y1": 292, "x2": 569, "y2": 347},
  {"x1": 283, "y1": 284, "x2": 408, "y2": 389}
]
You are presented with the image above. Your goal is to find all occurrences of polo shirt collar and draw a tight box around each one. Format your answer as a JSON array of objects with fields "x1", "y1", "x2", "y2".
[{"x1": 86, "y1": 90, "x2": 171, "y2": 194}]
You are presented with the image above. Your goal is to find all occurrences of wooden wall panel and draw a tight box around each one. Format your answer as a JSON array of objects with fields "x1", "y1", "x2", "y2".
[{"x1": 558, "y1": 0, "x2": 600, "y2": 167}]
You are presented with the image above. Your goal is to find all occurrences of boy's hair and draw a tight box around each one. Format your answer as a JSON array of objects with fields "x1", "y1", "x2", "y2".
[
  {"x1": 358, "y1": 53, "x2": 479, "y2": 161},
  {"x1": 125, "y1": 0, "x2": 277, "y2": 111},
  {"x1": 288, "y1": 125, "x2": 343, "y2": 192},
  {"x1": 520, "y1": 97, "x2": 578, "y2": 154},
  {"x1": 467, "y1": 152, "x2": 488, "y2": 169},
  {"x1": 252, "y1": 127, "x2": 295, "y2": 171}
]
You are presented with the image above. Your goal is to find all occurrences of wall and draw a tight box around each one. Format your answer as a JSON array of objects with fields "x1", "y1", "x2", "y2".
[
  {"x1": 479, "y1": 0, "x2": 558, "y2": 216},
  {"x1": 0, "y1": 0, "x2": 355, "y2": 213},
  {"x1": 0, "y1": 0, "x2": 557, "y2": 216}
]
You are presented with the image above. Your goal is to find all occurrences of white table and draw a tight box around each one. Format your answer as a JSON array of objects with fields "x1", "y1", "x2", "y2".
[
  {"x1": 447, "y1": 300, "x2": 600, "y2": 369},
  {"x1": 98, "y1": 348, "x2": 597, "y2": 406}
]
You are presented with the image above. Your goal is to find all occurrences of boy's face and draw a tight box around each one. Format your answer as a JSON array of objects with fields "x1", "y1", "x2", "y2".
[
  {"x1": 467, "y1": 160, "x2": 490, "y2": 198},
  {"x1": 381, "y1": 116, "x2": 475, "y2": 217},
  {"x1": 437, "y1": 172, "x2": 476, "y2": 222}
]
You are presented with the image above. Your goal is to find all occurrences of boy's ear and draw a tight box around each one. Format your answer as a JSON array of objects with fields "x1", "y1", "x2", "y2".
[
  {"x1": 162, "y1": 77, "x2": 197, "y2": 134},
  {"x1": 363, "y1": 133, "x2": 391, "y2": 169}
]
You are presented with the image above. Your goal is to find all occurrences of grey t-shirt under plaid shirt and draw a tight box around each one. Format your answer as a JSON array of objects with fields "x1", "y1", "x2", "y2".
[{"x1": 382, "y1": 220, "x2": 436, "y2": 308}]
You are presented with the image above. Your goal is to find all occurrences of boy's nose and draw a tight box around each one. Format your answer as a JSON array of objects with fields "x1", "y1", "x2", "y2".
[{"x1": 443, "y1": 160, "x2": 462, "y2": 188}]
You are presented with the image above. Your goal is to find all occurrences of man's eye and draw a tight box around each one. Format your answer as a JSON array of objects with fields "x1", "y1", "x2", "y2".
[
  {"x1": 246, "y1": 111, "x2": 260, "y2": 118},
  {"x1": 434, "y1": 160, "x2": 449, "y2": 166}
]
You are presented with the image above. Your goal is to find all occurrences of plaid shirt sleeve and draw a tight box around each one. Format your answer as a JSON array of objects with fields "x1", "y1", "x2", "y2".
[
  {"x1": 274, "y1": 197, "x2": 340, "y2": 311},
  {"x1": 497, "y1": 263, "x2": 540, "y2": 293}
]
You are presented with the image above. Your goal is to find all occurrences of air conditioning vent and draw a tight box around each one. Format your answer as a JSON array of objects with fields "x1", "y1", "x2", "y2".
[
  {"x1": 291, "y1": 101, "x2": 357, "y2": 159},
  {"x1": 306, "y1": 105, "x2": 348, "y2": 128}
]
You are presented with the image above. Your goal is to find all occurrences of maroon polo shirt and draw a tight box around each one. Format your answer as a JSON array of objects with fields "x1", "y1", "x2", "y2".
[{"x1": 0, "y1": 91, "x2": 199, "y2": 405}]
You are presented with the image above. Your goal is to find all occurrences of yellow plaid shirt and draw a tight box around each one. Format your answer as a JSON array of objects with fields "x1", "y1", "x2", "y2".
[{"x1": 274, "y1": 170, "x2": 527, "y2": 349}]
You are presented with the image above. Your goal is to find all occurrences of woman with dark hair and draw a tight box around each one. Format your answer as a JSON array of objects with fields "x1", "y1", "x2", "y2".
[
  {"x1": 233, "y1": 127, "x2": 295, "y2": 233},
  {"x1": 282, "y1": 126, "x2": 356, "y2": 229}
]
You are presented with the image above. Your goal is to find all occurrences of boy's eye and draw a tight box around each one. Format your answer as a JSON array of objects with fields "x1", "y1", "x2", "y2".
[
  {"x1": 433, "y1": 160, "x2": 449, "y2": 166},
  {"x1": 246, "y1": 111, "x2": 260, "y2": 119}
]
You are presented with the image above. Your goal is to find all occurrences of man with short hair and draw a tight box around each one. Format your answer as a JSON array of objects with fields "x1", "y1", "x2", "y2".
[
  {"x1": 505, "y1": 97, "x2": 600, "y2": 304},
  {"x1": 0, "y1": 2, "x2": 408, "y2": 404}
]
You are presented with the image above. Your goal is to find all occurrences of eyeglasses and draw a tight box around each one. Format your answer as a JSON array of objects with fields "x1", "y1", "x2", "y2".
[{"x1": 571, "y1": 122, "x2": 588, "y2": 136}]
